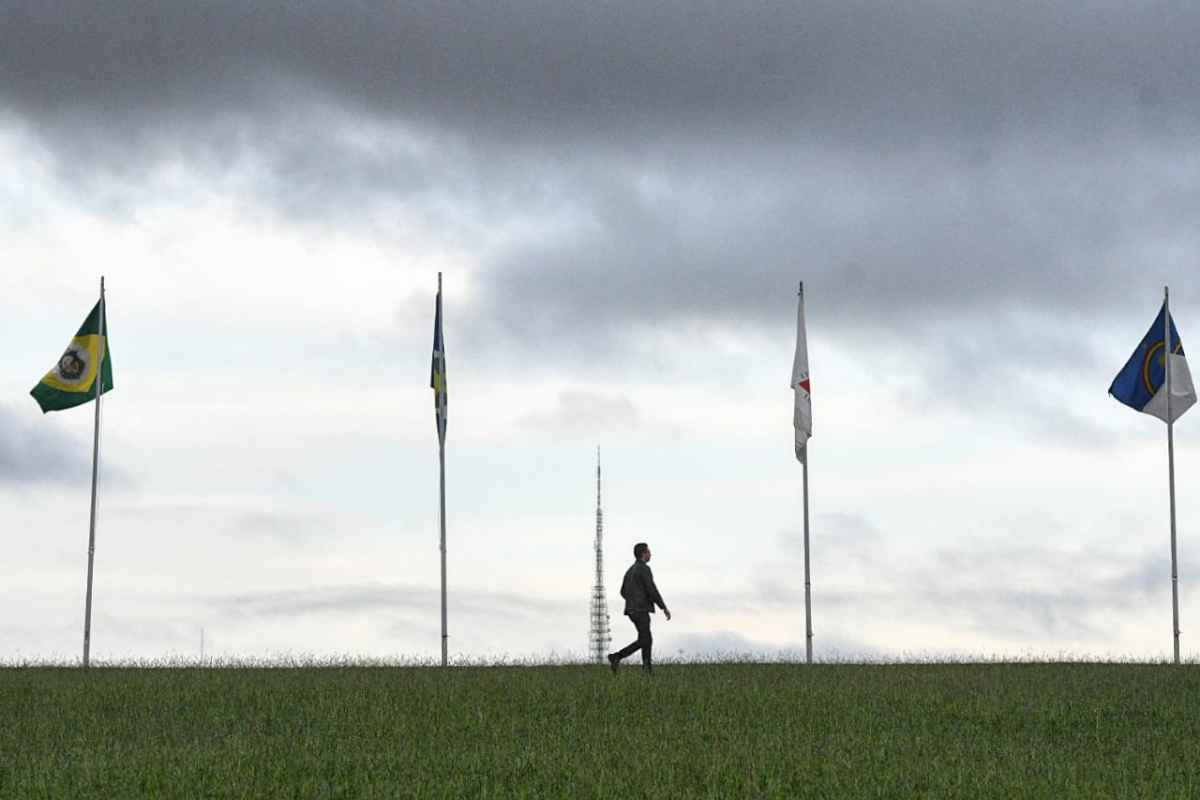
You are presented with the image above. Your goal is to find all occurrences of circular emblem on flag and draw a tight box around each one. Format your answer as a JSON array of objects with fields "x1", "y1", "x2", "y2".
[
  {"x1": 1143, "y1": 341, "x2": 1183, "y2": 396},
  {"x1": 55, "y1": 345, "x2": 91, "y2": 386}
]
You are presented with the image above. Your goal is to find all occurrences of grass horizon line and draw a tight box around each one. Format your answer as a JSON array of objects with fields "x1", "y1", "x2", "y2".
[{"x1": 3, "y1": 650, "x2": 1198, "y2": 668}]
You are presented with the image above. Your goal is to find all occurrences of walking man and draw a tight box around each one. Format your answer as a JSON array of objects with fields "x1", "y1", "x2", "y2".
[{"x1": 608, "y1": 542, "x2": 670, "y2": 674}]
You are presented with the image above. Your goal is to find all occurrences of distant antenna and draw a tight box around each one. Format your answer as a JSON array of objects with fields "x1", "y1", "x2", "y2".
[{"x1": 589, "y1": 447, "x2": 612, "y2": 662}]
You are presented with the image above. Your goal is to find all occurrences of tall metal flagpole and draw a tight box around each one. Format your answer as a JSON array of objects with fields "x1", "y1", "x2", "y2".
[
  {"x1": 803, "y1": 451, "x2": 812, "y2": 664},
  {"x1": 83, "y1": 276, "x2": 105, "y2": 669},
  {"x1": 795, "y1": 281, "x2": 813, "y2": 665},
  {"x1": 1165, "y1": 285, "x2": 1181, "y2": 664},
  {"x1": 439, "y1": 436, "x2": 448, "y2": 666},
  {"x1": 438, "y1": 272, "x2": 449, "y2": 668}
]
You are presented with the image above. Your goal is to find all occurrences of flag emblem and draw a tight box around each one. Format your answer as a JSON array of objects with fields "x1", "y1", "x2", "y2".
[
  {"x1": 1142, "y1": 341, "x2": 1182, "y2": 396},
  {"x1": 56, "y1": 344, "x2": 91, "y2": 383}
]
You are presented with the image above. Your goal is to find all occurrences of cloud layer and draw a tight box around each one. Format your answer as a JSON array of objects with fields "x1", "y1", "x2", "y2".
[{"x1": 7, "y1": 2, "x2": 1200, "y2": 352}]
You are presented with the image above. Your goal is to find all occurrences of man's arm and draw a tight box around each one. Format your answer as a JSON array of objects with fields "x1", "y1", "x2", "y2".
[{"x1": 641, "y1": 565, "x2": 668, "y2": 614}]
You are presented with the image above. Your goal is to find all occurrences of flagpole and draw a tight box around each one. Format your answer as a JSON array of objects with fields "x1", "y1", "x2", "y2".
[
  {"x1": 803, "y1": 454, "x2": 812, "y2": 664},
  {"x1": 438, "y1": 272, "x2": 448, "y2": 668},
  {"x1": 439, "y1": 438, "x2": 448, "y2": 666},
  {"x1": 83, "y1": 276, "x2": 105, "y2": 669},
  {"x1": 796, "y1": 281, "x2": 813, "y2": 665},
  {"x1": 1165, "y1": 285, "x2": 1181, "y2": 664}
]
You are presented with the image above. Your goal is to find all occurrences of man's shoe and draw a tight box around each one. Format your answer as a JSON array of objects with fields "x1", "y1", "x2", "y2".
[{"x1": 607, "y1": 653, "x2": 619, "y2": 674}]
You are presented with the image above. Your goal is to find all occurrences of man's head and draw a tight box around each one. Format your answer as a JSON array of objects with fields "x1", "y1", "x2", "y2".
[{"x1": 634, "y1": 542, "x2": 651, "y2": 562}]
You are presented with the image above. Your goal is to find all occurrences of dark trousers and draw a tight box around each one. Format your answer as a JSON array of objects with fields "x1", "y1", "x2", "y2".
[{"x1": 614, "y1": 611, "x2": 653, "y2": 670}]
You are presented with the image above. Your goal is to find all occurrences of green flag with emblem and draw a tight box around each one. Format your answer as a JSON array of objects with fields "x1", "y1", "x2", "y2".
[{"x1": 31, "y1": 299, "x2": 114, "y2": 413}]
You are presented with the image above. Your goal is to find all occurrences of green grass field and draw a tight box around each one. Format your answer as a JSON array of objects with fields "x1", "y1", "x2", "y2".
[{"x1": 3, "y1": 661, "x2": 1199, "y2": 798}]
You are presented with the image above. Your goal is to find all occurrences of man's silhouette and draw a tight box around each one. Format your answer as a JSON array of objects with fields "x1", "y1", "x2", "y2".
[{"x1": 608, "y1": 542, "x2": 670, "y2": 674}]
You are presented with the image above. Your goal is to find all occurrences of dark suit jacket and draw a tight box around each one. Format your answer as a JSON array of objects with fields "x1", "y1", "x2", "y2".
[{"x1": 620, "y1": 560, "x2": 667, "y2": 615}]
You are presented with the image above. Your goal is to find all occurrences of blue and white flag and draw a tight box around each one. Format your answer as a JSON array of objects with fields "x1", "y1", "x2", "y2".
[{"x1": 1110, "y1": 302, "x2": 1196, "y2": 424}]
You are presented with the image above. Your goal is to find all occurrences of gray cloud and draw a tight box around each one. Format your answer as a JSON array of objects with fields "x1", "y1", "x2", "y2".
[
  {"x1": 10, "y1": 1, "x2": 1200, "y2": 213},
  {"x1": 7, "y1": 0, "x2": 1200, "y2": 410},
  {"x1": 472, "y1": 149, "x2": 1198, "y2": 345},
  {"x1": 0, "y1": 404, "x2": 92, "y2": 487},
  {"x1": 8, "y1": 2, "x2": 1200, "y2": 145}
]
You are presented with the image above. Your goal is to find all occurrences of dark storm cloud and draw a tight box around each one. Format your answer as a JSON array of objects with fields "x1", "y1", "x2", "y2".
[
  {"x1": 0, "y1": 405, "x2": 91, "y2": 487},
  {"x1": 7, "y1": 1, "x2": 1200, "y2": 144},
  {"x1": 473, "y1": 145, "x2": 1200, "y2": 349},
  {"x1": 7, "y1": 1, "x2": 1200, "y2": 373}
]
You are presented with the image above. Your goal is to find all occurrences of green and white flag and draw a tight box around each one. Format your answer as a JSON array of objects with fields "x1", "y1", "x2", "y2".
[{"x1": 31, "y1": 299, "x2": 114, "y2": 413}]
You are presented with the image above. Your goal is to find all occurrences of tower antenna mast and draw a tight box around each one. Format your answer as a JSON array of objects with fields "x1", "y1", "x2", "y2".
[{"x1": 589, "y1": 447, "x2": 612, "y2": 662}]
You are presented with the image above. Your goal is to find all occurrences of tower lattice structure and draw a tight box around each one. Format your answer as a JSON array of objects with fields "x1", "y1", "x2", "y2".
[{"x1": 589, "y1": 448, "x2": 612, "y2": 662}]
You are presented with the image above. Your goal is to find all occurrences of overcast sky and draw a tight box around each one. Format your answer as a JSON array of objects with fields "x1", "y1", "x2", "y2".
[{"x1": 4, "y1": 1, "x2": 1200, "y2": 663}]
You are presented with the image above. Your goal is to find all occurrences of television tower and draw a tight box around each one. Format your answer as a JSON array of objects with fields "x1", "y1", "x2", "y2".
[{"x1": 589, "y1": 447, "x2": 612, "y2": 663}]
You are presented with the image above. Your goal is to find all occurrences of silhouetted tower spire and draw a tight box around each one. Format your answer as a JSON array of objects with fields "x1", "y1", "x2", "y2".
[{"x1": 589, "y1": 447, "x2": 612, "y2": 662}]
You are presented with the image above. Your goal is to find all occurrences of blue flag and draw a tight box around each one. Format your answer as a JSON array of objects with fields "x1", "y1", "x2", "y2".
[{"x1": 1110, "y1": 302, "x2": 1196, "y2": 424}]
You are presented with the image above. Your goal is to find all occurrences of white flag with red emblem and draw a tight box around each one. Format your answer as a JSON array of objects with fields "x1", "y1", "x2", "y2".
[{"x1": 791, "y1": 283, "x2": 812, "y2": 464}]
